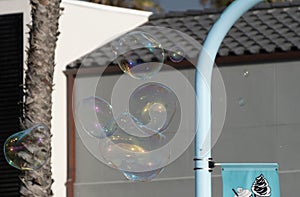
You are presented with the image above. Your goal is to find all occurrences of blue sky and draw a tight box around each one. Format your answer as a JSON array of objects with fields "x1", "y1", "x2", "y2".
[
  {"x1": 80, "y1": 0, "x2": 213, "y2": 12},
  {"x1": 157, "y1": 0, "x2": 211, "y2": 12}
]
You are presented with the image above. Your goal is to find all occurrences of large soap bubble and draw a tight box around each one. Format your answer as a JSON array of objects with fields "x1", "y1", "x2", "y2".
[
  {"x1": 76, "y1": 96, "x2": 114, "y2": 138},
  {"x1": 100, "y1": 122, "x2": 169, "y2": 181},
  {"x1": 107, "y1": 112, "x2": 156, "y2": 137},
  {"x1": 129, "y1": 82, "x2": 178, "y2": 133},
  {"x1": 112, "y1": 31, "x2": 164, "y2": 80},
  {"x1": 3, "y1": 124, "x2": 50, "y2": 170}
]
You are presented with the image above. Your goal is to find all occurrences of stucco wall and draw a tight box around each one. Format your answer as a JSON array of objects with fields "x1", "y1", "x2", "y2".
[{"x1": 74, "y1": 60, "x2": 300, "y2": 196}]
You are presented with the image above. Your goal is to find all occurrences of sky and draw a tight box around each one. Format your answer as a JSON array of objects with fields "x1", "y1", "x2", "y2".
[
  {"x1": 80, "y1": 0, "x2": 213, "y2": 12},
  {"x1": 157, "y1": 0, "x2": 212, "y2": 12}
]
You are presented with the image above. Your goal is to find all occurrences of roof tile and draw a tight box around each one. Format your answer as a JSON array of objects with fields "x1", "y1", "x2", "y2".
[{"x1": 67, "y1": 2, "x2": 300, "y2": 69}]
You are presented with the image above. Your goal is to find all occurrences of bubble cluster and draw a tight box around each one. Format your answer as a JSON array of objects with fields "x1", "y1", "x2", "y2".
[
  {"x1": 74, "y1": 26, "x2": 227, "y2": 182},
  {"x1": 76, "y1": 96, "x2": 114, "y2": 138},
  {"x1": 4, "y1": 124, "x2": 50, "y2": 170},
  {"x1": 112, "y1": 31, "x2": 164, "y2": 80}
]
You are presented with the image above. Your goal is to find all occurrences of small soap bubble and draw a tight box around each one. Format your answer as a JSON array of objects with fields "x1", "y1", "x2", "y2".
[
  {"x1": 4, "y1": 124, "x2": 50, "y2": 170},
  {"x1": 129, "y1": 82, "x2": 178, "y2": 133},
  {"x1": 169, "y1": 46, "x2": 185, "y2": 63},
  {"x1": 243, "y1": 70, "x2": 249, "y2": 77},
  {"x1": 238, "y1": 97, "x2": 246, "y2": 107},
  {"x1": 112, "y1": 31, "x2": 164, "y2": 80},
  {"x1": 76, "y1": 96, "x2": 114, "y2": 138}
]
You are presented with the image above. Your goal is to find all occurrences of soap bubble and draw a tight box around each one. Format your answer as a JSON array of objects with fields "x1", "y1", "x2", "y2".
[
  {"x1": 3, "y1": 124, "x2": 50, "y2": 170},
  {"x1": 122, "y1": 168, "x2": 164, "y2": 182},
  {"x1": 100, "y1": 123, "x2": 170, "y2": 181},
  {"x1": 169, "y1": 46, "x2": 185, "y2": 63},
  {"x1": 76, "y1": 96, "x2": 114, "y2": 138},
  {"x1": 243, "y1": 70, "x2": 249, "y2": 77},
  {"x1": 107, "y1": 112, "x2": 156, "y2": 137},
  {"x1": 112, "y1": 31, "x2": 164, "y2": 80},
  {"x1": 238, "y1": 97, "x2": 246, "y2": 107},
  {"x1": 129, "y1": 82, "x2": 178, "y2": 133}
]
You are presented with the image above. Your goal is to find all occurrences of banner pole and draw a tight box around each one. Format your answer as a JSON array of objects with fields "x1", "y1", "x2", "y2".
[{"x1": 194, "y1": 1, "x2": 263, "y2": 197}]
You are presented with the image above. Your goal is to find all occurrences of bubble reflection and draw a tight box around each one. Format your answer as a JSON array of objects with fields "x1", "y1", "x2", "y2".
[{"x1": 169, "y1": 46, "x2": 185, "y2": 63}]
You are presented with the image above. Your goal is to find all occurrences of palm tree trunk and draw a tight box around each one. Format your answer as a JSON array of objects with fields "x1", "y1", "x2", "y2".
[{"x1": 21, "y1": 0, "x2": 62, "y2": 196}]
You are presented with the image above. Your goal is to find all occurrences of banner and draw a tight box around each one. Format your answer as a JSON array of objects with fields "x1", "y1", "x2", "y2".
[{"x1": 221, "y1": 163, "x2": 280, "y2": 197}]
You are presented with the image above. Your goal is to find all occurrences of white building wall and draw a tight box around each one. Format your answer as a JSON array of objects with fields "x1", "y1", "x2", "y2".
[{"x1": 54, "y1": 1, "x2": 151, "y2": 196}]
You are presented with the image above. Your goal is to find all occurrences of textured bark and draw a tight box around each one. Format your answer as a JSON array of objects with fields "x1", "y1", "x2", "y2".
[{"x1": 21, "y1": 0, "x2": 62, "y2": 196}]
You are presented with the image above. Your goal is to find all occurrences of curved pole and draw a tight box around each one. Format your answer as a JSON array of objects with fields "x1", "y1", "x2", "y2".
[{"x1": 194, "y1": 0, "x2": 263, "y2": 197}]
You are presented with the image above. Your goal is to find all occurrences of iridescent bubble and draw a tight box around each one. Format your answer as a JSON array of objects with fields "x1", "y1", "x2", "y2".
[
  {"x1": 74, "y1": 26, "x2": 227, "y2": 180},
  {"x1": 3, "y1": 124, "x2": 50, "y2": 170},
  {"x1": 76, "y1": 96, "x2": 114, "y2": 138},
  {"x1": 112, "y1": 31, "x2": 164, "y2": 80},
  {"x1": 107, "y1": 112, "x2": 156, "y2": 137},
  {"x1": 100, "y1": 124, "x2": 169, "y2": 181},
  {"x1": 129, "y1": 82, "x2": 178, "y2": 133},
  {"x1": 168, "y1": 46, "x2": 185, "y2": 63}
]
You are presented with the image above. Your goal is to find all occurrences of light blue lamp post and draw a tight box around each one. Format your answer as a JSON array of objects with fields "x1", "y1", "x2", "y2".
[{"x1": 194, "y1": 0, "x2": 263, "y2": 197}]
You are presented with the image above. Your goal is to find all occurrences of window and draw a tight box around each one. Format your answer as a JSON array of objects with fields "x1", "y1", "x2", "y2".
[{"x1": 0, "y1": 13, "x2": 24, "y2": 196}]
